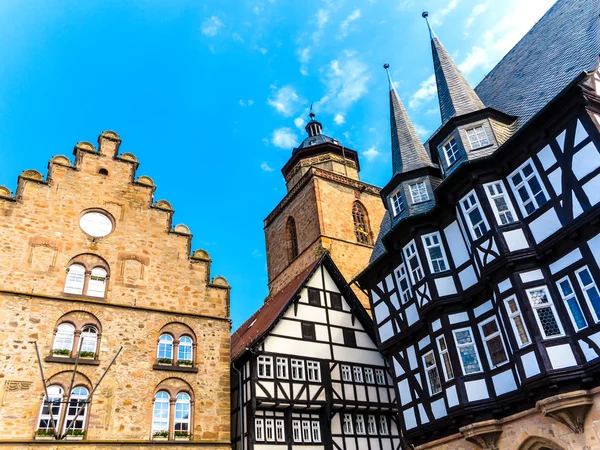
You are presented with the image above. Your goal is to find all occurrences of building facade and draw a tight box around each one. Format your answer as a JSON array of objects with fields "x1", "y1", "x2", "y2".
[
  {"x1": 355, "y1": 1, "x2": 600, "y2": 449},
  {"x1": 0, "y1": 131, "x2": 231, "y2": 448}
]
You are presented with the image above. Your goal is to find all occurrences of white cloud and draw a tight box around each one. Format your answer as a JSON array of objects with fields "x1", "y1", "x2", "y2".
[
  {"x1": 201, "y1": 16, "x2": 224, "y2": 37},
  {"x1": 316, "y1": 56, "x2": 370, "y2": 113},
  {"x1": 298, "y1": 47, "x2": 311, "y2": 64},
  {"x1": 268, "y1": 86, "x2": 305, "y2": 117},
  {"x1": 414, "y1": 124, "x2": 429, "y2": 138},
  {"x1": 409, "y1": 75, "x2": 436, "y2": 109},
  {"x1": 430, "y1": 0, "x2": 458, "y2": 27},
  {"x1": 340, "y1": 9, "x2": 361, "y2": 38},
  {"x1": 294, "y1": 117, "x2": 306, "y2": 129},
  {"x1": 238, "y1": 99, "x2": 254, "y2": 107},
  {"x1": 465, "y1": 3, "x2": 488, "y2": 28},
  {"x1": 362, "y1": 146, "x2": 381, "y2": 162},
  {"x1": 260, "y1": 162, "x2": 273, "y2": 172},
  {"x1": 334, "y1": 114, "x2": 345, "y2": 125},
  {"x1": 312, "y1": 8, "x2": 330, "y2": 42},
  {"x1": 271, "y1": 128, "x2": 299, "y2": 149}
]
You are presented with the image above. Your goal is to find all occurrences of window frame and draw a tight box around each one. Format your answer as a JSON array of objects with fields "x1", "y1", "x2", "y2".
[
  {"x1": 255, "y1": 418, "x2": 264, "y2": 441},
  {"x1": 37, "y1": 385, "x2": 64, "y2": 432},
  {"x1": 379, "y1": 416, "x2": 389, "y2": 435},
  {"x1": 364, "y1": 367, "x2": 375, "y2": 384},
  {"x1": 367, "y1": 415, "x2": 377, "y2": 435},
  {"x1": 422, "y1": 350, "x2": 442, "y2": 395},
  {"x1": 301, "y1": 421, "x2": 312, "y2": 443},
  {"x1": 353, "y1": 201, "x2": 373, "y2": 245},
  {"x1": 503, "y1": 295, "x2": 531, "y2": 348},
  {"x1": 390, "y1": 189, "x2": 405, "y2": 217},
  {"x1": 307, "y1": 360, "x2": 321, "y2": 382},
  {"x1": 478, "y1": 317, "x2": 509, "y2": 369},
  {"x1": 157, "y1": 334, "x2": 174, "y2": 361},
  {"x1": 329, "y1": 292, "x2": 343, "y2": 311},
  {"x1": 343, "y1": 414, "x2": 353, "y2": 434},
  {"x1": 307, "y1": 288, "x2": 321, "y2": 306},
  {"x1": 79, "y1": 325, "x2": 98, "y2": 355},
  {"x1": 353, "y1": 366, "x2": 364, "y2": 383},
  {"x1": 526, "y1": 286, "x2": 565, "y2": 339},
  {"x1": 356, "y1": 415, "x2": 366, "y2": 435},
  {"x1": 442, "y1": 136, "x2": 460, "y2": 166},
  {"x1": 508, "y1": 159, "x2": 549, "y2": 217},
  {"x1": 483, "y1": 181, "x2": 517, "y2": 226},
  {"x1": 436, "y1": 335, "x2": 454, "y2": 381},
  {"x1": 178, "y1": 336, "x2": 193, "y2": 363},
  {"x1": 341, "y1": 365, "x2": 352, "y2": 382},
  {"x1": 421, "y1": 231, "x2": 450, "y2": 274},
  {"x1": 575, "y1": 266, "x2": 600, "y2": 323},
  {"x1": 301, "y1": 322, "x2": 316, "y2": 341},
  {"x1": 311, "y1": 421, "x2": 321, "y2": 443},
  {"x1": 292, "y1": 420, "x2": 301, "y2": 442},
  {"x1": 174, "y1": 392, "x2": 191, "y2": 434},
  {"x1": 557, "y1": 275, "x2": 588, "y2": 331},
  {"x1": 265, "y1": 418, "x2": 275, "y2": 442},
  {"x1": 64, "y1": 264, "x2": 86, "y2": 295},
  {"x1": 375, "y1": 369, "x2": 386, "y2": 385},
  {"x1": 465, "y1": 125, "x2": 490, "y2": 149},
  {"x1": 403, "y1": 240, "x2": 424, "y2": 284},
  {"x1": 152, "y1": 391, "x2": 170, "y2": 435},
  {"x1": 275, "y1": 419, "x2": 285, "y2": 442},
  {"x1": 394, "y1": 263, "x2": 412, "y2": 304},
  {"x1": 291, "y1": 359, "x2": 305, "y2": 381},
  {"x1": 452, "y1": 327, "x2": 483, "y2": 375},
  {"x1": 87, "y1": 267, "x2": 107, "y2": 297},
  {"x1": 257, "y1": 356, "x2": 273, "y2": 379},
  {"x1": 276, "y1": 357, "x2": 288, "y2": 379},
  {"x1": 460, "y1": 190, "x2": 489, "y2": 240},
  {"x1": 409, "y1": 182, "x2": 429, "y2": 204},
  {"x1": 53, "y1": 323, "x2": 75, "y2": 354},
  {"x1": 343, "y1": 329, "x2": 357, "y2": 348}
]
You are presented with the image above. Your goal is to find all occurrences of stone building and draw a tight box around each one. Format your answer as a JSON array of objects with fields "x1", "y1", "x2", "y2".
[
  {"x1": 0, "y1": 131, "x2": 231, "y2": 448},
  {"x1": 355, "y1": 1, "x2": 600, "y2": 449},
  {"x1": 264, "y1": 114, "x2": 385, "y2": 311}
]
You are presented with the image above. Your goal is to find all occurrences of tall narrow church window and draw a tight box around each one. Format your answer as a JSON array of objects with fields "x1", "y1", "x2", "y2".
[
  {"x1": 509, "y1": 160, "x2": 548, "y2": 216},
  {"x1": 526, "y1": 287, "x2": 565, "y2": 339},
  {"x1": 442, "y1": 137, "x2": 460, "y2": 165},
  {"x1": 503, "y1": 296, "x2": 531, "y2": 348},
  {"x1": 484, "y1": 181, "x2": 517, "y2": 225},
  {"x1": 422, "y1": 351, "x2": 442, "y2": 395},
  {"x1": 353, "y1": 201, "x2": 373, "y2": 245},
  {"x1": 64, "y1": 264, "x2": 86, "y2": 295},
  {"x1": 466, "y1": 126, "x2": 490, "y2": 149},
  {"x1": 409, "y1": 182, "x2": 429, "y2": 203},
  {"x1": 286, "y1": 217, "x2": 299, "y2": 261},
  {"x1": 576, "y1": 267, "x2": 600, "y2": 322},
  {"x1": 452, "y1": 328, "x2": 483, "y2": 375},
  {"x1": 301, "y1": 322, "x2": 316, "y2": 341},
  {"x1": 478, "y1": 317, "x2": 508, "y2": 368},
  {"x1": 557, "y1": 276, "x2": 588, "y2": 330},
  {"x1": 436, "y1": 336, "x2": 454, "y2": 381},
  {"x1": 422, "y1": 232, "x2": 449, "y2": 273},
  {"x1": 461, "y1": 191, "x2": 489, "y2": 239}
]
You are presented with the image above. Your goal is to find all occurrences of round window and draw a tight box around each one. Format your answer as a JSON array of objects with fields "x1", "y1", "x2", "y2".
[{"x1": 79, "y1": 211, "x2": 113, "y2": 237}]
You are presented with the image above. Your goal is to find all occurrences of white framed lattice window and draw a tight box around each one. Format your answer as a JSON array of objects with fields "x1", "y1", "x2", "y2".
[
  {"x1": 291, "y1": 359, "x2": 305, "y2": 380},
  {"x1": 255, "y1": 418, "x2": 264, "y2": 441},
  {"x1": 178, "y1": 336, "x2": 193, "y2": 363},
  {"x1": 375, "y1": 369, "x2": 386, "y2": 385},
  {"x1": 422, "y1": 350, "x2": 442, "y2": 395},
  {"x1": 257, "y1": 356, "x2": 273, "y2": 378},
  {"x1": 302, "y1": 421, "x2": 311, "y2": 442},
  {"x1": 526, "y1": 287, "x2": 565, "y2": 339},
  {"x1": 276, "y1": 357, "x2": 288, "y2": 379},
  {"x1": 379, "y1": 416, "x2": 389, "y2": 435},
  {"x1": 64, "y1": 264, "x2": 86, "y2": 295},
  {"x1": 484, "y1": 181, "x2": 517, "y2": 225},
  {"x1": 353, "y1": 367, "x2": 364, "y2": 383},
  {"x1": 311, "y1": 421, "x2": 321, "y2": 442},
  {"x1": 460, "y1": 190, "x2": 489, "y2": 239},
  {"x1": 356, "y1": 415, "x2": 366, "y2": 435},
  {"x1": 341, "y1": 365, "x2": 352, "y2": 382},
  {"x1": 436, "y1": 335, "x2": 454, "y2": 381},
  {"x1": 409, "y1": 182, "x2": 429, "y2": 203},
  {"x1": 63, "y1": 386, "x2": 89, "y2": 433},
  {"x1": 557, "y1": 276, "x2": 588, "y2": 331},
  {"x1": 80, "y1": 325, "x2": 98, "y2": 355},
  {"x1": 343, "y1": 414, "x2": 353, "y2": 434},
  {"x1": 390, "y1": 189, "x2": 405, "y2": 216},
  {"x1": 87, "y1": 267, "x2": 107, "y2": 297},
  {"x1": 422, "y1": 232, "x2": 449, "y2": 273},
  {"x1": 265, "y1": 418, "x2": 275, "y2": 442},
  {"x1": 367, "y1": 415, "x2": 377, "y2": 434},
  {"x1": 442, "y1": 137, "x2": 460, "y2": 166},
  {"x1": 403, "y1": 240, "x2": 424, "y2": 284},
  {"x1": 478, "y1": 317, "x2": 509, "y2": 368},
  {"x1": 275, "y1": 419, "x2": 285, "y2": 441},
  {"x1": 394, "y1": 263, "x2": 412, "y2": 304},
  {"x1": 37, "y1": 385, "x2": 64, "y2": 432},
  {"x1": 503, "y1": 296, "x2": 531, "y2": 348},
  {"x1": 152, "y1": 391, "x2": 170, "y2": 435},
  {"x1": 307, "y1": 361, "x2": 321, "y2": 382},
  {"x1": 452, "y1": 328, "x2": 483, "y2": 375},
  {"x1": 157, "y1": 334, "x2": 173, "y2": 360},
  {"x1": 53, "y1": 323, "x2": 75, "y2": 353},
  {"x1": 174, "y1": 393, "x2": 191, "y2": 434},
  {"x1": 576, "y1": 267, "x2": 600, "y2": 323},
  {"x1": 509, "y1": 160, "x2": 549, "y2": 217},
  {"x1": 466, "y1": 125, "x2": 490, "y2": 149},
  {"x1": 364, "y1": 368, "x2": 375, "y2": 384},
  {"x1": 292, "y1": 420, "x2": 301, "y2": 442}
]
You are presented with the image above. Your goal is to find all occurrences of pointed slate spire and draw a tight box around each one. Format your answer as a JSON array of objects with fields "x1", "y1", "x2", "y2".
[
  {"x1": 385, "y1": 64, "x2": 434, "y2": 174},
  {"x1": 423, "y1": 11, "x2": 485, "y2": 124}
]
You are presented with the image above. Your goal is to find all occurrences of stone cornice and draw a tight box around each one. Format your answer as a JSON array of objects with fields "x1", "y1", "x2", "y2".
[{"x1": 284, "y1": 153, "x2": 358, "y2": 183}]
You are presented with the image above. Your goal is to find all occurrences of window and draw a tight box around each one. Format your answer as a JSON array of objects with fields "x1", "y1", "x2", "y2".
[
  {"x1": 461, "y1": 191, "x2": 488, "y2": 239},
  {"x1": 576, "y1": 267, "x2": 600, "y2": 323},
  {"x1": 152, "y1": 392, "x2": 170, "y2": 435},
  {"x1": 275, "y1": 419, "x2": 285, "y2": 441},
  {"x1": 53, "y1": 323, "x2": 75, "y2": 354},
  {"x1": 330, "y1": 292, "x2": 343, "y2": 310},
  {"x1": 308, "y1": 288, "x2": 321, "y2": 306},
  {"x1": 394, "y1": 264, "x2": 412, "y2": 303},
  {"x1": 302, "y1": 421, "x2": 311, "y2": 442},
  {"x1": 178, "y1": 336, "x2": 193, "y2": 363},
  {"x1": 557, "y1": 276, "x2": 587, "y2": 330},
  {"x1": 442, "y1": 137, "x2": 460, "y2": 165},
  {"x1": 291, "y1": 359, "x2": 305, "y2": 380},
  {"x1": 375, "y1": 369, "x2": 386, "y2": 385},
  {"x1": 87, "y1": 267, "x2": 107, "y2": 297},
  {"x1": 526, "y1": 287, "x2": 565, "y2": 339},
  {"x1": 255, "y1": 418, "x2": 264, "y2": 441},
  {"x1": 503, "y1": 296, "x2": 530, "y2": 347},
  {"x1": 391, "y1": 190, "x2": 405, "y2": 216},
  {"x1": 409, "y1": 182, "x2": 429, "y2": 203},
  {"x1": 301, "y1": 322, "x2": 316, "y2": 341},
  {"x1": 311, "y1": 421, "x2": 321, "y2": 442},
  {"x1": 367, "y1": 415, "x2": 377, "y2": 434},
  {"x1": 380, "y1": 416, "x2": 389, "y2": 435},
  {"x1": 343, "y1": 414, "x2": 353, "y2": 434},
  {"x1": 174, "y1": 393, "x2": 191, "y2": 434},
  {"x1": 364, "y1": 368, "x2": 375, "y2": 384},
  {"x1": 307, "y1": 361, "x2": 321, "y2": 382},
  {"x1": 356, "y1": 415, "x2": 366, "y2": 435},
  {"x1": 423, "y1": 351, "x2": 442, "y2": 395},
  {"x1": 484, "y1": 181, "x2": 517, "y2": 225},
  {"x1": 343, "y1": 329, "x2": 357, "y2": 347},
  {"x1": 353, "y1": 366, "x2": 364, "y2": 383},
  {"x1": 466, "y1": 125, "x2": 490, "y2": 149},
  {"x1": 422, "y1": 232, "x2": 449, "y2": 273},
  {"x1": 63, "y1": 386, "x2": 89, "y2": 434},
  {"x1": 79, "y1": 211, "x2": 113, "y2": 237},
  {"x1": 292, "y1": 420, "x2": 301, "y2": 442},
  {"x1": 403, "y1": 241, "x2": 424, "y2": 283},
  {"x1": 453, "y1": 328, "x2": 482, "y2": 375},
  {"x1": 64, "y1": 264, "x2": 86, "y2": 295},
  {"x1": 80, "y1": 326, "x2": 98, "y2": 355},
  {"x1": 257, "y1": 356, "x2": 273, "y2": 378},
  {"x1": 287, "y1": 217, "x2": 299, "y2": 261},
  {"x1": 157, "y1": 334, "x2": 173, "y2": 361},
  {"x1": 479, "y1": 317, "x2": 508, "y2": 368},
  {"x1": 265, "y1": 418, "x2": 275, "y2": 442},
  {"x1": 341, "y1": 365, "x2": 352, "y2": 382},
  {"x1": 37, "y1": 385, "x2": 64, "y2": 432},
  {"x1": 353, "y1": 201, "x2": 373, "y2": 245},
  {"x1": 436, "y1": 335, "x2": 454, "y2": 381},
  {"x1": 509, "y1": 161, "x2": 548, "y2": 216},
  {"x1": 276, "y1": 357, "x2": 288, "y2": 379}
]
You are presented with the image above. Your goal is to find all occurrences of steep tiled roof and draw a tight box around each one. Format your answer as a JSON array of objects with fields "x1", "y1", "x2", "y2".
[{"x1": 369, "y1": 210, "x2": 391, "y2": 263}]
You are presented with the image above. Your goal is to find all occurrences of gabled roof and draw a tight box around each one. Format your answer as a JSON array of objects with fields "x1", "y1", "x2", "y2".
[{"x1": 231, "y1": 253, "x2": 376, "y2": 362}]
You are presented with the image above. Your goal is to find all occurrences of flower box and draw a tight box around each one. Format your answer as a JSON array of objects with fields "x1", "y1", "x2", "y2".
[
  {"x1": 34, "y1": 435, "x2": 55, "y2": 441},
  {"x1": 152, "y1": 436, "x2": 169, "y2": 441},
  {"x1": 65, "y1": 435, "x2": 84, "y2": 441}
]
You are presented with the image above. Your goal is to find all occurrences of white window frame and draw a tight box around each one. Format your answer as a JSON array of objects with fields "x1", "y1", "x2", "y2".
[
  {"x1": 442, "y1": 136, "x2": 460, "y2": 166},
  {"x1": 364, "y1": 368, "x2": 375, "y2": 384},
  {"x1": 311, "y1": 421, "x2": 321, "y2": 442},
  {"x1": 257, "y1": 356, "x2": 273, "y2": 378},
  {"x1": 53, "y1": 323, "x2": 75, "y2": 353},
  {"x1": 343, "y1": 414, "x2": 353, "y2": 434},
  {"x1": 87, "y1": 267, "x2": 107, "y2": 297},
  {"x1": 484, "y1": 181, "x2": 517, "y2": 226},
  {"x1": 503, "y1": 295, "x2": 531, "y2": 348},
  {"x1": 478, "y1": 317, "x2": 509, "y2": 368},
  {"x1": 291, "y1": 359, "x2": 305, "y2": 380},
  {"x1": 178, "y1": 336, "x2": 193, "y2": 362},
  {"x1": 302, "y1": 420, "x2": 312, "y2": 442},
  {"x1": 174, "y1": 392, "x2": 191, "y2": 434},
  {"x1": 576, "y1": 266, "x2": 600, "y2": 323},
  {"x1": 37, "y1": 385, "x2": 64, "y2": 432},
  {"x1": 394, "y1": 263, "x2": 412, "y2": 304},
  {"x1": 64, "y1": 264, "x2": 86, "y2": 295},
  {"x1": 265, "y1": 418, "x2": 275, "y2": 442},
  {"x1": 436, "y1": 335, "x2": 454, "y2": 381},
  {"x1": 275, "y1": 419, "x2": 285, "y2": 442},
  {"x1": 466, "y1": 125, "x2": 490, "y2": 149},
  {"x1": 353, "y1": 366, "x2": 364, "y2": 383},
  {"x1": 422, "y1": 350, "x2": 442, "y2": 395},
  {"x1": 356, "y1": 415, "x2": 366, "y2": 435},
  {"x1": 403, "y1": 240, "x2": 424, "y2": 284},
  {"x1": 341, "y1": 365, "x2": 352, "y2": 382},
  {"x1": 460, "y1": 190, "x2": 489, "y2": 240},
  {"x1": 292, "y1": 420, "x2": 301, "y2": 442},
  {"x1": 152, "y1": 391, "x2": 170, "y2": 434},
  {"x1": 508, "y1": 159, "x2": 549, "y2": 217},
  {"x1": 390, "y1": 189, "x2": 405, "y2": 217},
  {"x1": 367, "y1": 415, "x2": 377, "y2": 434},
  {"x1": 307, "y1": 361, "x2": 321, "y2": 382},
  {"x1": 409, "y1": 181, "x2": 429, "y2": 204},
  {"x1": 526, "y1": 286, "x2": 565, "y2": 339},
  {"x1": 452, "y1": 327, "x2": 483, "y2": 375},
  {"x1": 557, "y1": 275, "x2": 588, "y2": 331},
  {"x1": 375, "y1": 369, "x2": 386, "y2": 385},
  {"x1": 379, "y1": 416, "x2": 389, "y2": 435},
  {"x1": 255, "y1": 418, "x2": 264, "y2": 441},
  {"x1": 422, "y1": 232, "x2": 450, "y2": 274},
  {"x1": 157, "y1": 334, "x2": 173, "y2": 360},
  {"x1": 276, "y1": 357, "x2": 288, "y2": 379}
]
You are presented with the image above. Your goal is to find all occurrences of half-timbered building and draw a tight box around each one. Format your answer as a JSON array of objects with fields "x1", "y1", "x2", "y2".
[
  {"x1": 355, "y1": 1, "x2": 600, "y2": 449},
  {"x1": 231, "y1": 253, "x2": 402, "y2": 450}
]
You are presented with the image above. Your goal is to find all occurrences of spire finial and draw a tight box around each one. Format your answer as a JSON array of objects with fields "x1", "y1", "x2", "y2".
[
  {"x1": 309, "y1": 102, "x2": 315, "y2": 120},
  {"x1": 422, "y1": 11, "x2": 435, "y2": 40},
  {"x1": 383, "y1": 63, "x2": 394, "y2": 92}
]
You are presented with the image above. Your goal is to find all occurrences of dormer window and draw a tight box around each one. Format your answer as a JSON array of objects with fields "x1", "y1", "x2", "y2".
[
  {"x1": 409, "y1": 182, "x2": 429, "y2": 203},
  {"x1": 442, "y1": 137, "x2": 460, "y2": 166},
  {"x1": 466, "y1": 125, "x2": 490, "y2": 149},
  {"x1": 390, "y1": 190, "x2": 404, "y2": 216}
]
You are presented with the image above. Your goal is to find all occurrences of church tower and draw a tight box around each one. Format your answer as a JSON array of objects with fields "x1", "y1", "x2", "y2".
[{"x1": 264, "y1": 113, "x2": 384, "y2": 311}]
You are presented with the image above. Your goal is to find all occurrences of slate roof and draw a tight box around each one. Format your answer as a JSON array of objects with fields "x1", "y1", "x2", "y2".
[{"x1": 293, "y1": 134, "x2": 343, "y2": 153}]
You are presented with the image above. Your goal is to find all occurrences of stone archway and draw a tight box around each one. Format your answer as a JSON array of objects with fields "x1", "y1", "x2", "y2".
[{"x1": 518, "y1": 436, "x2": 566, "y2": 450}]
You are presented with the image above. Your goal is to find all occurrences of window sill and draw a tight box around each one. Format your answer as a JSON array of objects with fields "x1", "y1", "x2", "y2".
[
  {"x1": 45, "y1": 355, "x2": 101, "y2": 366},
  {"x1": 152, "y1": 363, "x2": 198, "y2": 373},
  {"x1": 63, "y1": 293, "x2": 107, "y2": 301}
]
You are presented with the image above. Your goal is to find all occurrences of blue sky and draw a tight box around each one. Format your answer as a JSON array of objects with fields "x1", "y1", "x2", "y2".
[{"x1": 0, "y1": 0, "x2": 556, "y2": 330}]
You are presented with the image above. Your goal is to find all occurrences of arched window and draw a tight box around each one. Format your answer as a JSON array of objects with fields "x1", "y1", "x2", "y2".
[
  {"x1": 64, "y1": 265, "x2": 86, "y2": 295},
  {"x1": 53, "y1": 323, "x2": 75, "y2": 355},
  {"x1": 287, "y1": 217, "x2": 299, "y2": 262},
  {"x1": 178, "y1": 336, "x2": 193, "y2": 363},
  {"x1": 157, "y1": 334, "x2": 173, "y2": 361},
  {"x1": 352, "y1": 202, "x2": 373, "y2": 245},
  {"x1": 37, "y1": 385, "x2": 64, "y2": 432},
  {"x1": 80, "y1": 326, "x2": 98, "y2": 356},
  {"x1": 63, "y1": 387, "x2": 89, "y2": 434},
  {"x1": 87, "y1": 267, "x2": 107, "y2": 297},
  {"x1": 174, "y1": 393, "x2": 191, "y2": 435},
  {"x1": 152, "y1": 392, "x2": 170, "y2": 435}
]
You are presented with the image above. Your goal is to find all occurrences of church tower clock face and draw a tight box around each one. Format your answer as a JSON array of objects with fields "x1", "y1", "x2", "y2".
[{"x1": 79, "y1": 211, "x2": 113, "y2": 237}]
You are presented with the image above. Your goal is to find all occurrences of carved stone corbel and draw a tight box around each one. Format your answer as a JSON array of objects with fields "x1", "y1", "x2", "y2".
[
  {"x1": 537, "y1": 390, "x2": 593, "y2": 435},
  {"x1": 460, "y1": 420, "x2": 503, "y2": 450}
]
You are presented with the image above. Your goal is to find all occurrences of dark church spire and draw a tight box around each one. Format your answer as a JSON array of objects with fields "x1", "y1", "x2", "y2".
[
  {"x1": 305, "y1": 106, "x2": 323, "y2": 137},
  {"x1": 423, "y1": 11, "x2": 485, "y2": 124},
  {"x1": 384, "y1": 64, "x2": 434, "y2": 175}
]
